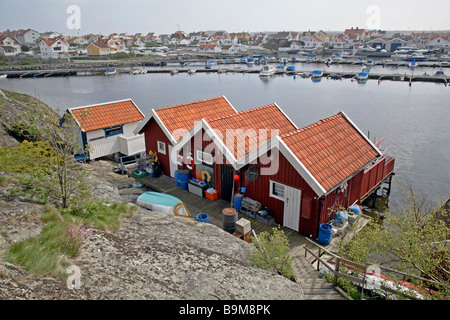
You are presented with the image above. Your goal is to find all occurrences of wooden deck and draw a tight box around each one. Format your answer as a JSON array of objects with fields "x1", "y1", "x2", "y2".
[
  {"x1": 133, "y1": 173, "x2": 373, "y2": 300},
  {"x1": 134, "y1": 174, "x2": 310, "y2": 250}
]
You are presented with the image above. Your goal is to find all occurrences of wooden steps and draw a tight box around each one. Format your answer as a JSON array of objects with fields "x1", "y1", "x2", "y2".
[{"x1": 290, "y1": 247, "x2": 345, "y2": 300}]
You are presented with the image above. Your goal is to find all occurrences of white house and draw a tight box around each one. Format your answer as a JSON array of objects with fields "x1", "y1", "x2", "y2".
[
  {"x1": 64, "y1": 99, "x2": 146, "y2": 161},
  {"x1": 198, "y1": 44, "x2": 221, "y2": 53},
  {"x1": 427, "y1": 35, "x2": 450, "y2": 49},
  {"x1": 39, "y1": 37, "x2": 69, "y2": 59},
  {"x1": 329, "y1": 35, "x2": 350, "y2": 49},
  {"x1": 302, "y1": 36, "x2": 324, "y2": 49},
  {"x1": 0, "y1": 36, "x2": 22, "y2": 56},
  {"x1": 221, "y1": 45, "x2": 237, "y2": 54},
  {"x1": 14, "y1": 29, "x2": 40, "y2": 45}
]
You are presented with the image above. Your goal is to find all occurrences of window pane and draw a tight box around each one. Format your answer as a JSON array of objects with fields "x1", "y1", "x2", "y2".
[{"x1": 272, "y1": 182, "x2": 285, "y2": 198}]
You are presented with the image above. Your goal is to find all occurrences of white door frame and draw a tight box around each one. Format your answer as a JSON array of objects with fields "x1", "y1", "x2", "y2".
[
  {"x1": 283, "y1": 185, "x2": 301, "y2": 232},
  {"x1": 168, "y1": 145, "x2": 178, "y2": 178},
  {"x1": 270, "y1": 181, "x2": 301, "y2": 232}
]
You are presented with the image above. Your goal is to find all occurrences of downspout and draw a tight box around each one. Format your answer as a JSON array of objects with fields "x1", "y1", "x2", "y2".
[{"x1": 316, "y1": 195, "x2": 325, "y2": 239}]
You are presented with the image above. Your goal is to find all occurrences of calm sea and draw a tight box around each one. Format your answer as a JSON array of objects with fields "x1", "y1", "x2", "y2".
[{"x1": 1, "y1": 63, "x2": 449, "y2": 213}]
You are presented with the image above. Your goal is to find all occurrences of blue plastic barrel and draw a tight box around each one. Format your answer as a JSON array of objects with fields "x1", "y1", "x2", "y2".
[
  {"x1": 174, "y1": 170, "x2": 179, "y2": 186},
  {"x1": 318, "y1": 223, "x2": 333, "y2": 245},
  {"x1": 196, "y1": 213, "x2": 209, "y2": 223},
  {"x1": 179, "y1": 171, "x2": 190, "y2": 190},
  {"x1": 334, "y1": 211, "x2": 348, "y2": 225},
  {"x1": 233, "y1": 193, "x2": 244, "y2": 211},
  {"x1": 348, "y1": 205, "x2": 361, "y2": 215}
]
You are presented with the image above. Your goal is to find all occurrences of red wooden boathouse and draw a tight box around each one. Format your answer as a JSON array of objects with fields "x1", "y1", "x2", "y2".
[{"x1": 134, "y1": 97, "x2": 395, "y2": 238}]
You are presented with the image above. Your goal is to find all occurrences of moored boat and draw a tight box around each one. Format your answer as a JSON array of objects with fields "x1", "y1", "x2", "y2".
[
  {"x1": 311, "y1": 70, "x2": 323, "y2": 79},
  {"x1": 356, "y1": 72, "x2": 368, "y2": 80},
  {"x1": 286, "y1": 65, "x2": 295, "y2": 72},
  {"x1": 187, "y1": 68, "x2": 197, "y2": 75},
  {"x1": 170, "y1": 69, "x2": 179, "y2": 75},
  {"x1": 104, "y1": 67, "x2": 116, "y2": 76},
  {"x1": 259, "y1": 65, "x2": 276, "y2": 77},
  {"x1": 130, "y1": 67, "x2": 147, "y2": 74},
  {"x1": 0, "y1": 74, "x2": 7, "y2": 79},
  {"x1": 275, "y1": 65, "x2": 285, "y2": 74}
]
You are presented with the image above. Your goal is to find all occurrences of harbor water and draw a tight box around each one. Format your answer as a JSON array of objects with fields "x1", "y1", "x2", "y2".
[{"x1": 1, "y1": 65, "x2": 449, "y2": 214}]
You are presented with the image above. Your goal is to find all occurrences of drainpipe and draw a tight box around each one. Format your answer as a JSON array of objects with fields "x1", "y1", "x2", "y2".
[{"x1": 316, "y1": 195, "x2": 325, "y2": 239}]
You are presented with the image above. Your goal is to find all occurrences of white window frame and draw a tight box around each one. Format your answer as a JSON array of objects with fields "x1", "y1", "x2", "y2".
[
  {"x1": 157, "y1": 141, "x2": 166, "y2": 155},
  {"x1": 196, "y1": 149, "x2": 213, "y2": 165},
  {"x1": 269, "y1": 180, "x2": 285, "y2": 201}
]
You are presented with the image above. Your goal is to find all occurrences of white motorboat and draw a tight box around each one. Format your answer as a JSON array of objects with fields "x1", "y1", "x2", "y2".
[
  {"x1": 0, "y1": 74, "x2": 7, "y2": 79},
  {"x1": 259, "y1": 65, "x2": 276, "y2": 77},
  {"x1": 187, "y1": 69, "x2": 197, "y2": 75}
]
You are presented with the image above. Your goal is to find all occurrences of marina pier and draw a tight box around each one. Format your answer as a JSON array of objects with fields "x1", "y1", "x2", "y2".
[{"x1": 1, "y1": 65, "x2": 449, "y2": 84}]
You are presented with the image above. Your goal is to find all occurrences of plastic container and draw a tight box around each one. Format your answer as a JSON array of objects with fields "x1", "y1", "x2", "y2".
[
  {"x1": 174, "y1": 170, "x2": 179, "y2": 186},
  {"x1": 334, "y1": 211, "x2": 348, "y2": 225},
  {"x1": 233, "y1": 193, "x2": 244, "y2": 211},
  {"x1": 348, "y1": 205, "x2": 362, "y2": 215},
  {"x1": 178, "y1": 171, "x2": 190, "y2": 190},
  {"x1": 241, "y1": 187, "x2": 247, "y2": 194},
  {"x1": 318, "y1": 223, "x2": 333, "y2": 245},
  {"x1": 205, "y1": 190, "x2": 217, "y2": 200},
  {"x1": 222, "y1": 208, "x2": 238, "y2": 234},
  {"x1": 196, "y1": 213, "x2": 209, "y2": 223}
]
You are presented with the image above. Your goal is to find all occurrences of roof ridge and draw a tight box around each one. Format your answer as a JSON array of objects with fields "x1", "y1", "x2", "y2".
[
  {"x1": 280, "y1": 112, "x2": 343, "y2": 138},
  {"x1": 156, "y1": 96, "x2": 226, "y2": 112},
  {"x1": 208, "y1": 103, "x2": 277, "y2": 123},
  {"x1": 68, "y1": 98, "x2": 134, "y2": 111}
]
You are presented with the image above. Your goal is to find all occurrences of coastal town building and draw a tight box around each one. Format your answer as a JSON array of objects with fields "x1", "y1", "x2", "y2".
[
  {"x1": 0, "y1": 29, "x2": 40, "y2": 45},
  {"x1": 0, "y1": 36, "x2": 22, "y2": 56},
  {"x1": 134, "y1": 97, "x2": 395, "y2": 238},
  {"x1": 87, "y1": 41, "x2": 111, "y2": 56},
  {"x1": 64, "y1": 99, "x2": 146, "y2": 161},
  {"x1": 39, "y1": 37, "x2": 69, "y2": 59},
  {"x1": 1, "y1": 26, "x2": 449, "y2": 57}
]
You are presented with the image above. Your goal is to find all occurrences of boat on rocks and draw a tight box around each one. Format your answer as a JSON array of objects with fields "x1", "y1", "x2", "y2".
[{"x1": 137, "y1": 191, "x2": 190, "y2": 217}]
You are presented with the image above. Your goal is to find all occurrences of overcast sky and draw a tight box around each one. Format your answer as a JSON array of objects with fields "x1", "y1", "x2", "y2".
[{"x1": 1, "y1": 0, "x2": 449, "y2": 35}]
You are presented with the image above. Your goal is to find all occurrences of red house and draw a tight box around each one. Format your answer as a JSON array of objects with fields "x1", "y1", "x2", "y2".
[{"x1": 135, "y1": 97, "x2": 395, "y2": 238}]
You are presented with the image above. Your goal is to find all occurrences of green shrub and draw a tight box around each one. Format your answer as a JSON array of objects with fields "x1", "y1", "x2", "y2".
[
  {"x1": 5, "y1": 200, "x2": 134, "y2": 279},
  {"x1": 249, "y1": 227, "x2": 294, "y2": 279}
]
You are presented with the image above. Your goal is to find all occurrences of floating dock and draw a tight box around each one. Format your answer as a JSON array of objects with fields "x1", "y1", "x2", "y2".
[{"x1": 1, "y1": 65, "x2": 448, "y2": 84}]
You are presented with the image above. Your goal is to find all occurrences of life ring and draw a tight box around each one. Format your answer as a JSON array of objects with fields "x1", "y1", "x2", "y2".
[
  {"x1": 186, "y1": 153, "x2": 194, "y2": 170},
  {"x1": 148, "y1": 150, "x2": 158, "y2": 162},
  {"x1": 177, "y1": 154, "x2": 184, "y2": 166},
  {"x1": 171, "y1": 202, "x2": 191, "y2": 217},
  {"x1": 201, "y1": 170, "x2": 211, "y2": 182}
]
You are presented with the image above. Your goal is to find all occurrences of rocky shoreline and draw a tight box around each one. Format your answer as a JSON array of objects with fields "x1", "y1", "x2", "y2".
[{"x1": 0, "y1": 160, "x2": 304, "y2": 300}]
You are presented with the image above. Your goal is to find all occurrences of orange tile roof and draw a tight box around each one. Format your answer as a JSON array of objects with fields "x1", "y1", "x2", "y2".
[
  {"x1": 207, "y1": 104, "x2": 297, "y2": 159},
  {"x1": 69, "y1": 99, "x2": 144, "y2": 132},
  {"x1": 281, "y1": 112, "x2": 380, "y2": 191},
  {"x1": 155, "y1": 96, "x2": 237, "y2": 138}
]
